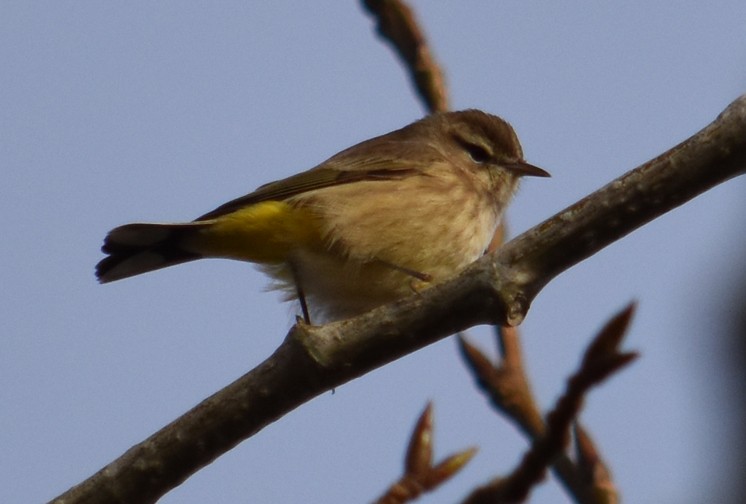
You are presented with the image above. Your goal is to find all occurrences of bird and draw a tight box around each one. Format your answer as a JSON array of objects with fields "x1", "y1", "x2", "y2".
[{"x1": 96, "y1": 110, "x2": 549, "y2": 323}]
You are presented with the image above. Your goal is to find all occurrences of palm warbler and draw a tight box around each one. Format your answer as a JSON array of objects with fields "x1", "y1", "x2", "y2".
[{"x1": 96, "y1": 110, "x2": 549, "y2": 322}]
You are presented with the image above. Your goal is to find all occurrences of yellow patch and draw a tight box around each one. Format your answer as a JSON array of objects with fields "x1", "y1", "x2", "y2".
[{"x1": 192, "y1": 201, "x2": 322, "y2": 263}]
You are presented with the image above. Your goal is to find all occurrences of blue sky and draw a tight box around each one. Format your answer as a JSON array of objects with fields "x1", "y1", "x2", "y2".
[{"x1": 2, "y1": 2, "x2": 745, "y2": 503}]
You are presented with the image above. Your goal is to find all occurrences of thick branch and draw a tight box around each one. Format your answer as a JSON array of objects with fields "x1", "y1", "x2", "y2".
[
  {"x1": 497, "y1": 96, "x2": 746, "y2": 319},
  {"x1": 51, "y1": 96, "x2": 746, "y2": 504}
]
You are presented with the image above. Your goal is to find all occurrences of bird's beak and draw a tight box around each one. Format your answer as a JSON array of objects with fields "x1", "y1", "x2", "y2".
[{"x1": 504, "y1": 161, "x2": 551, "y2": 178}]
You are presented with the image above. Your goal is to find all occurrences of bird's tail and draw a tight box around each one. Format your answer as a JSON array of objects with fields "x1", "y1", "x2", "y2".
[{"x1": 96, "y1": 222, "x2": 209, "y2": 283}]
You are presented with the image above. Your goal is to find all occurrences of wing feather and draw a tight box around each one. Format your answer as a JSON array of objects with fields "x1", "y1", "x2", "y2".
[{"x1": 195, "y1": 144, "x2": 432, "y2": 221}]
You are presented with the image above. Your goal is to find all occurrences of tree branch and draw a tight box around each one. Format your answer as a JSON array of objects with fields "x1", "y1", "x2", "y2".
[
  {"x1": 459, "y1": 328, "x2": 607, "y2": 503},
  {"x1": 374, "y1": 403, "x2": 477, "y2": 504},
  {"x1": 362, "y1": 0, "x2": 449, "y2": 112},
  {"x1": 497, "y1": 96, "x2": 746, "y2": 323},
  {"x1": 51, "y1": 96, "x2": 746, "y2": 504},
  {"x1": 462, "y1": 305, "x2": 637, "y2": 504}
]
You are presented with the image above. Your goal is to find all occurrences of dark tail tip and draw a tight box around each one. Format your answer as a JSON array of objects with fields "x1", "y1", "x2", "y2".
[{"x1": 96, "y1": 223, "x2": 202, "y2": 283}]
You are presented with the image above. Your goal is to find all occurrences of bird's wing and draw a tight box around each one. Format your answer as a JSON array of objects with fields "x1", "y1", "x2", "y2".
[{"x1": 195, "y1": 144, "x2": 430, "y2": 221}]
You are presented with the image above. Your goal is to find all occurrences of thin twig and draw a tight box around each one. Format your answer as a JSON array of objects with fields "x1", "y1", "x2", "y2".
[
  {"x1": 458, "y1": 329, "x2": 544, "y2": 439},
  {"x1": 462, "y1": 305, "x2": 638, "y2": 504},
  {"x1": 460, "y1": 326, "x2": 614, "y2": 503},
  {"x1": 375, "y1": 403, "x2": 477, "y2": 504},
  {"x1": 573, "y1": 424, "x2": 618, "y2": 504},
  {"x1": 362, "y1": 0, "x2": 449, "y2": 113}
]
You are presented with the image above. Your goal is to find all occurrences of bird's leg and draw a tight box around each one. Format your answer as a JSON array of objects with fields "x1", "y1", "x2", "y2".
[
  {"x1": 289, "y1": 263, "x2": 311, "y2": 324},
  {"x1": 377, "y1": 259, "x2": 432, "y2": 282},
  {"x1": 377, "y1": 260, "x2": 433, "y2": 294},
  {"x1": 296, "y1": 283, "x2": 311, "y2": 324}
]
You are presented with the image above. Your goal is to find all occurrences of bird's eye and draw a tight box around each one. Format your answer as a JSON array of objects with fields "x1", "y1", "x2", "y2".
[{"x1": 464, "y1": 143, "x2": 491, "y2": 164}]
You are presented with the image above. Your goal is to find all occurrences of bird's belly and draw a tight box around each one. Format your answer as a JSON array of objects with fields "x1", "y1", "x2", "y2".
[{"x1": 270, "y1": 197, "x2": 499, "y2": 321}]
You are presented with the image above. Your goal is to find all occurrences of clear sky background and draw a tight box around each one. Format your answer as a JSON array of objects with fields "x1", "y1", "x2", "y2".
[{"x1": 2, "y1": 2, "x2": 745, "y2": 503}]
